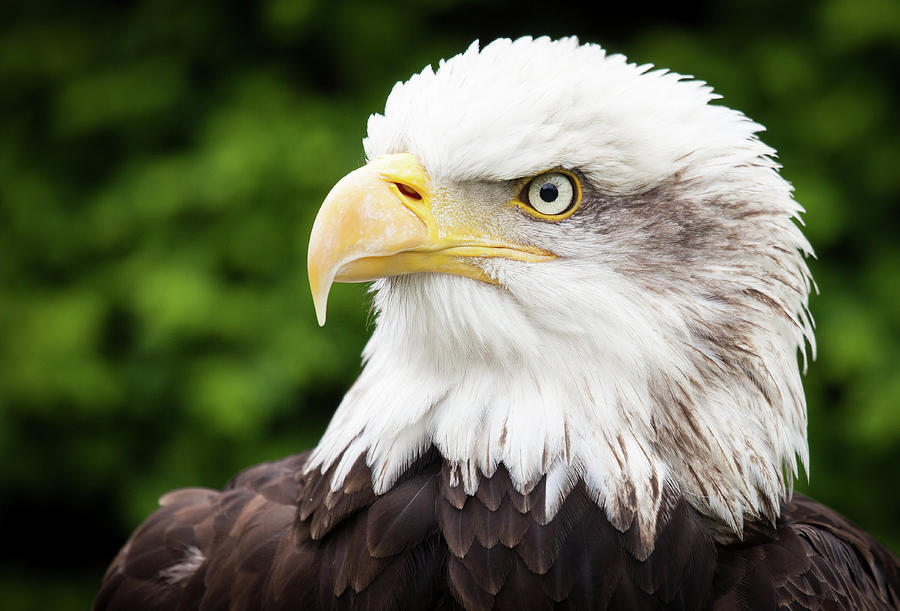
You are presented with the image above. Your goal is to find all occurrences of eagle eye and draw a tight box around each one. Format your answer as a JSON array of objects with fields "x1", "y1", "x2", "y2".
[{"x1": 521, "y1": 171, "x2": 580, "y2": 219}]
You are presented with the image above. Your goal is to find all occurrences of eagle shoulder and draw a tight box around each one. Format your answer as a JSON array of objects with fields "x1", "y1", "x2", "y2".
[
  {"x1": 93, "y1": 450, "x2": 454, "y2": 610},
  {"x1": 718, "y1": 494, "x2": 900, "y2": 610},
  {"x1": 712, "y1": 494, "x2": 900, "y2": 610},
  {"x1": 94, "y1": 452, "x2": 309, "y2": 610}
]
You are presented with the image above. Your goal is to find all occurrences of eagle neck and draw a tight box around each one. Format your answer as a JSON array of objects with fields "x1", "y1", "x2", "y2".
[{"x1": 306, "y1": 273, "x2": 803, "y2": 549}]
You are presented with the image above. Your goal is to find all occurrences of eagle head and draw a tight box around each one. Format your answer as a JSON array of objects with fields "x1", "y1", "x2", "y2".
[{"x1": 305, "y1": 37, "x2": 814, "y2": 551}]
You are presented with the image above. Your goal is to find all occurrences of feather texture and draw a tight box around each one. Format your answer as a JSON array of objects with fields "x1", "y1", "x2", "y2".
[{"x1": 95, "y1": 449, "x2": 900, "y2": 609}]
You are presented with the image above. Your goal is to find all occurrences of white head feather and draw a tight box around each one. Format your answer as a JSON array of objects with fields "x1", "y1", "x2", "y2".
[{"x1": 306, "y1": 36, "x2": 814, "y2": 552}]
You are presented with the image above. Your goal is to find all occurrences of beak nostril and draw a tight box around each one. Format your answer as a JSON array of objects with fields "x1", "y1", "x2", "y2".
[{"x1": 394, "y1": 183, "x2": 423, "y2": 200}]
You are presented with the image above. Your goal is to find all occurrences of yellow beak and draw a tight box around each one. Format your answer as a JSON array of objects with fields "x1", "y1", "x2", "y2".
[{"x1": 307, "y1": 153, "x2": 553, "y2": 325}]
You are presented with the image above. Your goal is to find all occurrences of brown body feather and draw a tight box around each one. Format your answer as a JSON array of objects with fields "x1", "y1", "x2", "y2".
[{"x1": 95, "y1": 449, "x2": 900, "y2": 610}]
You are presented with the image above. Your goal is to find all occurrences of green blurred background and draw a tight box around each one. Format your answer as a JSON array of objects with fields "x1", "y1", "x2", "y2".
[{"x1": 1, "y1": 0, "x2": 898, "y2": 608}]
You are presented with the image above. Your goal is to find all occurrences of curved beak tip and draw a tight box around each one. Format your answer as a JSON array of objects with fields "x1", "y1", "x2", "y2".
[
  {"x1": 308, "y1": 265, "x2": 332, "y2": 327},
  {"x1": 307, "y1": 155, "x2": 432, "y2": 329}
]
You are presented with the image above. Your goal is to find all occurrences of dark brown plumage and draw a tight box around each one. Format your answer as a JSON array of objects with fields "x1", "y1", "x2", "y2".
[{"x1": 95, "y1": 449, "x2": 900, "y2": 610}]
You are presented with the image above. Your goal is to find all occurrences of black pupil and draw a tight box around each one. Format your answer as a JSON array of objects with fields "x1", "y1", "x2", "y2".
[{"x1": 539, "y1": 183, "x2": 558, "y2": 202}]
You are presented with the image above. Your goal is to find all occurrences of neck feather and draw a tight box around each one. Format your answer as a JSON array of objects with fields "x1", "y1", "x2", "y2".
[{"x1": 306, "y1": 271, "x2": 809, "y2": 552}]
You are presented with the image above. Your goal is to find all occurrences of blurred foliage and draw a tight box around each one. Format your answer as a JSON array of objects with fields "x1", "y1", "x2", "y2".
[{"x1": 0, "y1": 0, "x2": 898, "y2": 608}]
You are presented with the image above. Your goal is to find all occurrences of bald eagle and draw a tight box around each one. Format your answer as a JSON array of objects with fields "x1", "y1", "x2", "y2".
[{"x1": 95, "y1": 37, "x2": 899, "y2": 610}]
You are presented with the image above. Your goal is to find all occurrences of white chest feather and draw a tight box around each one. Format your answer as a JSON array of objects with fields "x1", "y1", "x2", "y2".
[{"x1": 307, "y1": 262, "x2": 810, "y2": 552}]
